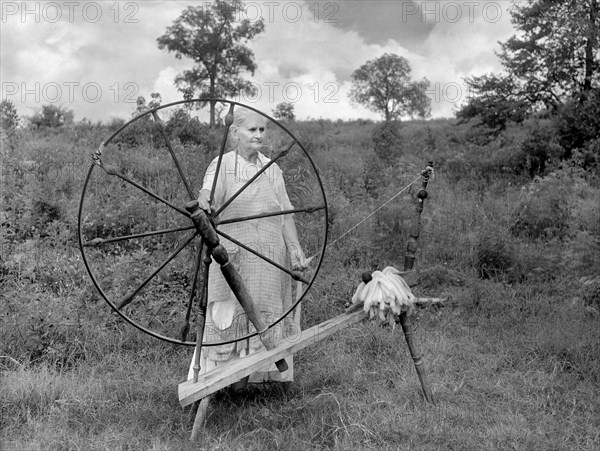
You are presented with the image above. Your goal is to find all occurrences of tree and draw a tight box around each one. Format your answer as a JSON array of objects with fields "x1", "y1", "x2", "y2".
[
  {"x1": 1, "y1": 99, "x2": 19, "y2": 131},
  {"x1": 349, "y1": 53, "x2": 431, "y2": 122},
  {"x1": 157, "y1": 1, "x2": 265, "y2": 128},
  {"x1": 272, "y1": 102, "x2": 295, "y2": 121},
  {"x1": 166, "y1": 107, "x2": 210, "y2": 146},
  {"x1": 456, "y1": 74, "x2": 529, "y2": 135},
  {"x1": 459, "y1": 0, "x2": 599, "y2": 127},
  {"x1": 458, "y1": 0, "x2": 599, "y2": 164},
  {"x1": 113, "y1": 93, "x2": 163, "y2": 147},
  {"x1": 371, "y1": 122, "x2": 403, "y2": 165},
  {"x1": 554, "y1": 89, "x2": 600, "y2": 160},
  {"x1": 29, "y1": 105, "x2": 74, "y2": 128},
  {"x1": 1, "y1": 99, "x2": 20, "y2": 152},
  {"x1": 133, "y1": 93, "x2": 162, "y2": 116},
  {"x1": 498, "y1": 0, "x2": 599, "y2": 108}
]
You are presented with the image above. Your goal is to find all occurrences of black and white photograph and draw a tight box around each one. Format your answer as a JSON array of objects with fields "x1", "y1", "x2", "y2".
[{"x1": 1, "y1": 1, "x2": 599, "y2": 449}]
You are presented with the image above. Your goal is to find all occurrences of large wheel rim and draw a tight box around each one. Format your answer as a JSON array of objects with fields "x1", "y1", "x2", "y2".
[{"x1": 78, "y1": 98, "x2": 328, "y2": 346}]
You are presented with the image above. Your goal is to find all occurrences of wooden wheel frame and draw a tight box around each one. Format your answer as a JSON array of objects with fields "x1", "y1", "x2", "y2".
[{"x1": 78, "y1": 99, "x2": 328, "y2": 348}]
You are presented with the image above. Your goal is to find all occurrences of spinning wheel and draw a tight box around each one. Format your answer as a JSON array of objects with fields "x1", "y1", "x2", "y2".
[
  {"x1": 77, "y1": 99, "x2": 328, "y2": 348},
  {"x1": 79, "y1": 99, "x2": 434, "y2": 441}
]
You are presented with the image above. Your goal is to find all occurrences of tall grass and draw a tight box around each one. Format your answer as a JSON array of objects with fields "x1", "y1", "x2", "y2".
[{"x1": 1, "y1": 118, "x2": 599, "y2": 449}]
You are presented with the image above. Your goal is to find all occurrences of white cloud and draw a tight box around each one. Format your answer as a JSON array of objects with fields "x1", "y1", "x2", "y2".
[
  {"x1": 152, "y1": 67, "x2": 182, "y2": 101},
  {"x1": 1, "y1": 1, "x2": 516, "y2": 122}
]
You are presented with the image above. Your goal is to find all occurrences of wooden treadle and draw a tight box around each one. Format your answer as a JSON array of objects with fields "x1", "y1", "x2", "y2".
[{"x1": 178, "y1": 309, "x2": 368, "y2": 407}]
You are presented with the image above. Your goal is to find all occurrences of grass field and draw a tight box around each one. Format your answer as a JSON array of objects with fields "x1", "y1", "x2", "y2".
[{"x1": 1, "y1": 115, "x2": 599, "y2": 450}]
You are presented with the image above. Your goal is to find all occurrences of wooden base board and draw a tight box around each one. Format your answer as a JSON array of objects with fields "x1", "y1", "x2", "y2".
[{"x1": 178, "y1": 309, "x2": 368, "y2": 407}]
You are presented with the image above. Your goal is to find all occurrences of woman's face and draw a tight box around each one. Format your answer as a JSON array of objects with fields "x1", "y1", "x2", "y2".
[{"x1": 234, "y1": 113, "x2": 267, "y2": 155}]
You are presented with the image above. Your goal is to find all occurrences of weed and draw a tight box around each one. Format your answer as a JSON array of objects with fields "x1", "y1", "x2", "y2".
[{"x1": 1, "y1": 116, "x2": 599, "y2": 450}]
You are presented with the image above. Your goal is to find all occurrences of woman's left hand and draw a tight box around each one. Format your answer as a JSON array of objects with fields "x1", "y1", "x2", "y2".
[{"x1": 289, "y1": 245, "x2": 312, "y2": 270}]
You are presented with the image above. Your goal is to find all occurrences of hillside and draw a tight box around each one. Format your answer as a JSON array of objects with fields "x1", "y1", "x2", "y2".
[{"x1": 1, "y1": 115, "x2": 599, "y2": 450}]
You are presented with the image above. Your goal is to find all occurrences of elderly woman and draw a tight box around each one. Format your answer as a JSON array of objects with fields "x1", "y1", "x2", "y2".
[{"x1": 188, "y1": 108, "x2": 308, "y2": 388}]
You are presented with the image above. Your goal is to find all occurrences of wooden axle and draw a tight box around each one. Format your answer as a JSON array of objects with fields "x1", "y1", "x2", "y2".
[{"x1": 185, "y1": 201, "x2": 288, "y2": 373}]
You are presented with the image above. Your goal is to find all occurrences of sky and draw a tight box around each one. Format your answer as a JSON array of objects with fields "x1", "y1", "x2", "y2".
[{"x1": 0, "y1": 1, "x2": 518, "y2": 123}]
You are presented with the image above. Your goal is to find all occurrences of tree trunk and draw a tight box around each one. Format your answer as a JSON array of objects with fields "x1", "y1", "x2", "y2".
[
  {"x1": 582, "y1": 0, "x2": 598, "y2": 97},
  {"x1": 209, "y1": 77, "x2": 216, "y2": 129}
]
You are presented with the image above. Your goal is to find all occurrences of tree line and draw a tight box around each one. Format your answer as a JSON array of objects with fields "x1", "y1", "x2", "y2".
[
  {"x1": 1, "y1": 0, "x2": 598, "y2": 174},
  {"x1": 457, "y1": 0, "x2": 599, "y2": 169}
]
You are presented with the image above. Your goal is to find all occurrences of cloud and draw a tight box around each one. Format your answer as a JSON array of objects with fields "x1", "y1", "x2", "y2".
[
  {"x1": 325, "y1": 0, "x2": 434, "y2": 49},
  {"x1": 242, "y1": 5, "x2": 424, "y2": 120},
  {"x1": 152, "y1": 67, "x2": 182, "y2": 101},
  {"x1": 1, "y1": 1, "x2": 516, "y2": 122},
  {"x1": 414, "y1": 1, "x2": 516, "y2": 115}
]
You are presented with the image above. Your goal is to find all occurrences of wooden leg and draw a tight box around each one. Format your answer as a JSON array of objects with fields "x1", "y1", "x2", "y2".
[
  {"x1": 231, "y1": 376, "x2": 249, "y2": 392},
  {"x1": 193, "y1": 246, "x2": 211, "y2": 383},
  {"x1": 398, "y1": 312, "x2": 435, "y2": 404},
  {"x1": 190, "y1": 396, "x2": 211, "y2": 441}
]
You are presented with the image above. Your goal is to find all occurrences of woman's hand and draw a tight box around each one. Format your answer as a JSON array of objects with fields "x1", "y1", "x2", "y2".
[
  {"x1": 289, "y1": 244, "x2": 312, "y2": 270},
  {"x1": 197, "y1": 189, "x2": 211, "y2": 212},
  {"x1": 283, "y1": 214, "x2": 313, "y2": 270}
]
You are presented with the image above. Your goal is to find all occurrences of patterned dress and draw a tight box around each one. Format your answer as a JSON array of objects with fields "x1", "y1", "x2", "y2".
[{"x1": 188, "y1": 150, "x2": 298, "y2": 382}]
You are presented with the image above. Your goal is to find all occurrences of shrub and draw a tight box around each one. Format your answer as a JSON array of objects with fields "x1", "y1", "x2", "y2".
[
  {"x1": 371, "y1": 121, "x2": 403, "y2": 165},
  {"x1": 107, "y1": 117, "x2": 126, "y2": 132},
  {"x1": 29, "y1": 105, "x2": 74, "y2": 129},
  {"x1": 272, "y1": 102, "x2": 295, "y2": 122},
  {"x1": 509, "y1": 173, "x2": 571, "y2": 240},
  {"x1": 111, "y1": 116, "x2": 158, "y2": 147},
  {"x1": 555, "y1": 90, "x2": 600, "y2": 161},
  {"x1": 363, "y1": 155, "x2": 387, "y2": 199},
  {"x1": 473, "y1": 225, "x2": 516, "y2": 279},
  {"x1": 171, "y1": 116, "x2": 206, "y2": 146},
  {"x1": 1, "y1": 98, "x2": 19, "y2": 131},
  {"x1": 582, "y1": 279, "x2": 600, "y2": 310},
  {"x1": 31, "y1": 200, "x2": 62, "y2": 236},
  {"x1": 520, "y1": 120, "x2": 562, "y2": 178},
  {"x1": 570, "y1": 138, "x2": 600, "y2": 181}
]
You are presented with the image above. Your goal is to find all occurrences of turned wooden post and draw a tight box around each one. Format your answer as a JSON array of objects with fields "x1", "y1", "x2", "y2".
[
  {"x1": 189, "y1": 247, "x2": 211, "y2": 441},
  {"x1": 404, "y1": 162, "x2": 433, "y2": 271},
  {"x1": 401, "y1": 162, "x2": 435, "y2": 404},
  {"x1": 398, "y1": 312, "x2": 434, "y2": 403},
  {"x1": 192, "y1": 245, "x2": 211, "y2": 383}
]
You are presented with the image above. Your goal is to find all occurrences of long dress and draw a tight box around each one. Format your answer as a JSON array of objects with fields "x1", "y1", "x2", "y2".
[{"x1": 188, "y1": 150, "x2": 298, "y2": 382}]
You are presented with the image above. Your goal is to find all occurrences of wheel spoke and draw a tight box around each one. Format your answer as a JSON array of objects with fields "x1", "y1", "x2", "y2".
[
  {"x1": 218, "y1": 204, "x2": 326, "y2": 225},
  {"x1": 95, "y1": 162, "x2": 190, "y2": 217},
  {"x1": 83, "y1": 225, "x2": 195, "y2": 247},
  {"x1": 151, "y1": 110, "x2": 195, "y2": 200},
  {"x1": 209, "y1": 103, "x2": 235, "y2": 205},
  {"x1": 216, "y1": 229, "x2": 310, "y2": 284},
  {"x1": 215, "y1": 141, "x2": 296, "y2": 217},
  {"x1": 116, "y1": 231, "x2": 197, "y2": 310}
]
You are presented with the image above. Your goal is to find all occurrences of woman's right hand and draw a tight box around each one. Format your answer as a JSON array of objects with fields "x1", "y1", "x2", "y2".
[{"x1": 198, "y1": 189, "x2": 212, "y2": 212}]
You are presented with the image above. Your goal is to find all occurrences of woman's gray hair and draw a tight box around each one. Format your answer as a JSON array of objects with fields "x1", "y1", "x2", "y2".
[{"x1": 233, "y1": 107, "x2": 267, "y2": 128}]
